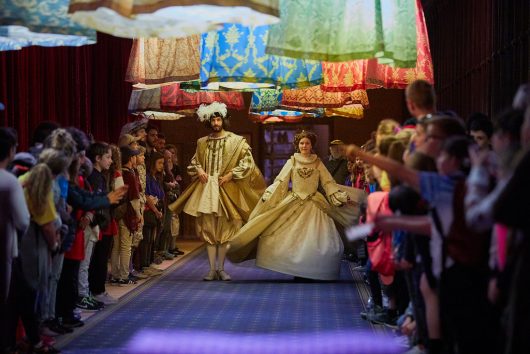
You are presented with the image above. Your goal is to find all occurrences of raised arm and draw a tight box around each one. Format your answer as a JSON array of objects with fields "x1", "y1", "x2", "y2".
[
  {"x1": 374, "y1": 215, "x2": 432, "y2": 236},
  {"x1": 346, "y1": 145, "x2": 420, "y2": 191}
]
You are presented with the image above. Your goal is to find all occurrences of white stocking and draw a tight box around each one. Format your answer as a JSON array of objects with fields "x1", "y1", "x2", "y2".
[
  {"x1": 217, "y1": 243, "x2": 229, "y2": 270},
  {"x1": 206, "y1": 244, "x2": 217, "y2": 271}
]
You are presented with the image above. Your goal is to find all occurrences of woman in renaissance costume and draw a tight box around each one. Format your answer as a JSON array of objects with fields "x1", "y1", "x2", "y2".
[{"x1": 228, "y1": 131, "x2": 365, "y2": 280}]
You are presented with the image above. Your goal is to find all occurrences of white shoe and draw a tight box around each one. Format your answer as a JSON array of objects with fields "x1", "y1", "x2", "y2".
[
  {"x1": 217, "y1": 270, "x2": 231, "y2": 281},
  {"x1": 94, "y1": 292, "x2": 118, "y2": 305},
  {"x1": 203, "y1": 270, "x2": 218, "y2": 281}
]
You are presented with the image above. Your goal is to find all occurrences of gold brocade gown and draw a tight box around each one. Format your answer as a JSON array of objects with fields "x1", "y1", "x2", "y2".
[{"x1": 228, "y1": 153, "x2": 366, "y2": 280}]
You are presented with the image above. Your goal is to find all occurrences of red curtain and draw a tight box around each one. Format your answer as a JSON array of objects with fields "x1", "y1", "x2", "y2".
[{"x1": 0, "y1": 33, "x2": 133, "y2": 150}]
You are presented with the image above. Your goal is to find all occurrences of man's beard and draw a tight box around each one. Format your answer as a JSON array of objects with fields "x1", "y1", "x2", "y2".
[{"x1": 211, "y1": 124, "x2": 223, "y2": 132}]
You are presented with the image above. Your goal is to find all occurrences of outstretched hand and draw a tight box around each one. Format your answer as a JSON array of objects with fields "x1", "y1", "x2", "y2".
[
  {"x1": 345, "y1": 144, "x2": 362, "y2": 160},
  {"x1": 108, "y1": 185, "x2": 128, "y2": 204},
  {"x1": 373, "y1": 215, "x2": 396, "y2": 233}
]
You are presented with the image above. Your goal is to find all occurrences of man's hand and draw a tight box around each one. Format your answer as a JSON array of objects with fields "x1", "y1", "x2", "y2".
[
  {"x1": 155, "y1": 210, "x2": 164, "y2": 219},
  {"x1": 108, "y1": 185, "x2": 128, "y2": 204},
  {"x1": 197, "y1": 168, "x2": 208, "y2": 184},
  {"x1": 219, "y1": 172, "x2": 233, "y2": 186}
]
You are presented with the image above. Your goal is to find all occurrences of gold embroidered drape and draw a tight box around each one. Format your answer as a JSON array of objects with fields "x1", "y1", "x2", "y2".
[{"x1": 126, "y1": 36, "x2": 200, "y2": 84}]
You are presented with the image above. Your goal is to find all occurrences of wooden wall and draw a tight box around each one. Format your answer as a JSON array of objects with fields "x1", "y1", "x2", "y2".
[{"x1": 422, "y1": 0, "x2": 530, "y2": 119}]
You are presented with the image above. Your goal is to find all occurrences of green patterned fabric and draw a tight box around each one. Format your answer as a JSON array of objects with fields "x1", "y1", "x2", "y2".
[
  {"x1": 266, "y1": 0, "x2": 417, "y2": 67},
  {"x1": 251, "y1": 88, "x2": 283, "y2": 111}
]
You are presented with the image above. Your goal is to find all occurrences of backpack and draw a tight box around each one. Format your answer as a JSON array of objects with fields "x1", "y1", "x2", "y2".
[
  {"x1": 432, "y1": 180, "x2": 491, "y2": 269},
  {"x1": 112, "y1": 201, "x2": 127, "y2": 220},
  {"x1": 365, "y1": 192, "x2": 395, "y2": 279}
]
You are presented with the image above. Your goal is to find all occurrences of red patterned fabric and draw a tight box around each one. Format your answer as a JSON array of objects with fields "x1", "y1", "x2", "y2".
[
  {"x1": 160, "y1": 83, "x2": 245, "y2": 111},
  {"x1": 321, "y1": 0, "x2": 433, "y2": 92},
  {"x1": 282, "y1": 86, "x2": 369, "y2": 108}
]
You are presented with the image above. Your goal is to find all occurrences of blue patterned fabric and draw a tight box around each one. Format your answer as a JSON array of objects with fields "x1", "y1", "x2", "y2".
[
  {"x1": 0, "y1": 36, "x2": 23, "y2": 51},
  {"x1": 0, "y1": 0, "x2": 95, "y2": 44},
  {"x1": 59, "y1": 249, "x2": 370, "y2": 353},
  {"x1": 200, "y1": 24, "x2": 322, "y2": 89},
  {"x1": 0, "y1": 26, "x2": 93, "y2": 51}
]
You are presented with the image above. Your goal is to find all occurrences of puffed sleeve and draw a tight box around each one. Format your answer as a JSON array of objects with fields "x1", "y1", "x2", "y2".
[
  {"x1": 231, "y1": 144, "x2": 255, "y2": 180},
  {"x1": 262, "y1": 158, "x2": 293, "y2": 201},
  {"x1": 187, "y1": 149, "x2": 203, "y2": 178}
]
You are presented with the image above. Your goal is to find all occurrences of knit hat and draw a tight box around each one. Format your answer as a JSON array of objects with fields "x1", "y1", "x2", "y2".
[{"x1": 120, "y1": 146, "x2": 140, "y2": 165}]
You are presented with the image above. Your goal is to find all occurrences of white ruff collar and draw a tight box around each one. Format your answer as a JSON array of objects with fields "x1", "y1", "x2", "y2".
[{"x1": 294, "y1": 153, "x2": 318, "y2": 164}]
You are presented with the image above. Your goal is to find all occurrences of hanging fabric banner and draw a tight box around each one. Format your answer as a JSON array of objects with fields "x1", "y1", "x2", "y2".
[
  {"x1": 250, "y1": 88, "x2": 283, "y2": 111},
  {"x1": 67, "y1": 1, "x2": 279, "y2": 38},
  {"x1": 0, "y1": 26, "x2": 93, "y2": 51},
  {"x1": 160, "y1": 83, "x2": 245, "y2": 110},
  {"x1": 321, "y1": 0, "x2": 433, "y2": 91},
  {"x1": 126, "y1": 36, "x2": 201, "y2": 84},
  {"x1": 325, "y1": 104, "x2": 365, "y2": 119},
  {"x1": 128, "y1": 88, "x2": 162, "y2": 112},
  {"x1": 200, "y1": 24, "x2": 322, "y2": 89},
  {"x1": 281, "y1": 86, "x2": 369, "y2": 108},
  {"x1": 0, "y1": 0, "x2": 95, "y2": 44},
  {"x1": 68, "y1": 0, "x2": 279, "y2": 18},
  {"x1": 266, "y1": 0, "x2": 417, "y2": 67}
]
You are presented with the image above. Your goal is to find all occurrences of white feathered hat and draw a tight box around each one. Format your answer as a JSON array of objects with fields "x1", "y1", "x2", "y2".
[{"x1": 196, "y1": 101, "x2": 228, "y2": 122}]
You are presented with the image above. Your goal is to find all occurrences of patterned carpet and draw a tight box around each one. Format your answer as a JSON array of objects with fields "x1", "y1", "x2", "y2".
[{"x1": 58, "y1": 247, "x2": 372, "y2": 354}]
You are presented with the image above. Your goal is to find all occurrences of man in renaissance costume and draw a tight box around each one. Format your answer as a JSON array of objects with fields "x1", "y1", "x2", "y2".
[{"x1": 169, "y1": 102, "x2": 265, "y2": 281}]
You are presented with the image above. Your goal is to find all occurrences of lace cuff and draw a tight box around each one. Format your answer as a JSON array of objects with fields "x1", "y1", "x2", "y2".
[{"x1": 329, "y1": 190, "x2": 348, "y2": 207}]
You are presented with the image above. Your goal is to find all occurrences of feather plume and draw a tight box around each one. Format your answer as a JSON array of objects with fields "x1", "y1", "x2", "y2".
[{"x1": 196, "y1": 102, "x2": 227, "y2": 122}]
